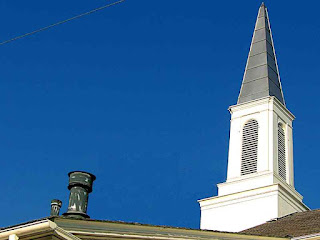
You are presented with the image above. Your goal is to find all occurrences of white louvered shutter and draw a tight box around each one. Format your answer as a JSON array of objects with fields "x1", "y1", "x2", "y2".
[
  {"x1": 278, "y1": 124, "x2": 286, "y2": 181},
  {"x1": 241, "y1": 120, "x2": 258, "y2": 175}
]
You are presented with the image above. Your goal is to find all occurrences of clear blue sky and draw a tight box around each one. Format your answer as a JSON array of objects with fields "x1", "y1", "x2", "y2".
[{"x1": 1, "y1": 0, "x2": 320, "y2": 229}]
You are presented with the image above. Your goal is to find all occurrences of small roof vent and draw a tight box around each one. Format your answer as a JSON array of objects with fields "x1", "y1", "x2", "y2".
[{"x1": 50, "y1": 199, "x2": 62, "y2": 216}]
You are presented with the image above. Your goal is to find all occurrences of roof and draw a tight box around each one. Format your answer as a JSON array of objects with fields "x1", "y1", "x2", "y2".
[
  {"x1": 237, "y1": 3, "x2": 285, "y2": 105},
  {"x1": 0, "y1": 217, "x2": 287, "y2": 240},
  {"x1": 241, "y1": 210, "x2": 320, "y2": 238},
  {"x1": 0, "y1": 216, "x2": 216, "y2": 232}
]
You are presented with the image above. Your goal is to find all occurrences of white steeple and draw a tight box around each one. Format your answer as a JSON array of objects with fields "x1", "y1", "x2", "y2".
[{"x1": 198, "y1": 3, "x2": 308, "y2": 232}]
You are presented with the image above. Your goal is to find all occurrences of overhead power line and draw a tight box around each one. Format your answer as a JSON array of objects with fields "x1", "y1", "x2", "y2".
[{"x1": 0, "y1": 0, "x2": 125, "y2": 46}]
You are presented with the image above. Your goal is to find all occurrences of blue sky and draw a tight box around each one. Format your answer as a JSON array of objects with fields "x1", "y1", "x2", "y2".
[{"x1": 1, "y1": 0, "x2": 320, "y2": 229}]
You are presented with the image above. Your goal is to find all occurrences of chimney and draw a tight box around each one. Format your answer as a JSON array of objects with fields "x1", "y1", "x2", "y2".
[
  {"x1": 63, "y1": 171, "x2": 96, "y2": 219},
  {"x1": 50, "y1": 199, "x2": 62, "y2": 216}
]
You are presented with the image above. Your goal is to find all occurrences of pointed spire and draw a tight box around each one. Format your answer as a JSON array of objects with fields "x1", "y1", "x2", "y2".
[{"x1": 237, "y1": 3, "x2": 285, "y2": 105}]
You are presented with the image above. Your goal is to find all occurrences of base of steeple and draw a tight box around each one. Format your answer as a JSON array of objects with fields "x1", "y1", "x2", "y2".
[{"x1": 198, "y1": 183, "x2": 309, "y2": 232}]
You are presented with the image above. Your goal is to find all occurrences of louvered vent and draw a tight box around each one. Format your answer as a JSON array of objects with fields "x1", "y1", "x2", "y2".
[
  {"x1": 278, "y1": 123, "x2": 286, "y2": 180},
  {"x1": 241, "y1": 120, "x2": 258, "y2": 175}
]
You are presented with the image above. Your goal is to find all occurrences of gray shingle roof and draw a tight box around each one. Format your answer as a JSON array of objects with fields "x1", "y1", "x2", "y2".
[
  {"x1": 241, "y1": 210, "x2": 320, "y2": 238},
  {"x1": 238, "y1": 3, "x2": 285, "y2": 105}
]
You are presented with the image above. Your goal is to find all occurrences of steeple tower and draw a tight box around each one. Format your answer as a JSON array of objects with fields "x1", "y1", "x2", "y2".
[{"x1": 198, "y1": 3, "x2": 308, "y2": 232}]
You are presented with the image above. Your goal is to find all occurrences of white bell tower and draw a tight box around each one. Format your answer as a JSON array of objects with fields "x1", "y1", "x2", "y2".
[{"x1": 198, "y1": 3, "x2": 308, "y2": 232}]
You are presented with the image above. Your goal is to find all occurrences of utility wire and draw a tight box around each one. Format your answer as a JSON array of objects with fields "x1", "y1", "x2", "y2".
[{"x1": 0, "y1": 0, "x2": 125, "y2": 46}]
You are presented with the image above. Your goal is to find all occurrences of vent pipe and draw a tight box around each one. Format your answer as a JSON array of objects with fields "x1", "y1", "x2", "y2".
[
  {"x1": 63, "y1": 171, "x2": 96, "y2": 219},
  {"x1": 50, "y1": 199, "x2": 62, "y2": 216}
]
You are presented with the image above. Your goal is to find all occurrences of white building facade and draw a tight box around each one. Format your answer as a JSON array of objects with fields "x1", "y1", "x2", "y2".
[{"x1": 198, "y1": 3, "x2": 308, "y2": 232}]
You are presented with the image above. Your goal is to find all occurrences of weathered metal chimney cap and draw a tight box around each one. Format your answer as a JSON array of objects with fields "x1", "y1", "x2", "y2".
[
  {"x1": 68, "y1": 171, "x2": 96, "y2": 193},
  {"x1": 50, "y1": 199, "x2": 62, "y2": 216},
  {"x1": 64, "y1": 171, "x2": 96, "y2": 219},
  {"x1": 51, "y1": 199, "x2": 62, "y2": 206}
]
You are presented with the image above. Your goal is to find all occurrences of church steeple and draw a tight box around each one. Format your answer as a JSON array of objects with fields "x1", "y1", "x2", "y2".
[
  {"x1": 198, "y1": 3, "x2": 308, "y2": 233},
  {"x1": 238, "y1": 3, "x2": 285, "y2": 105}
]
